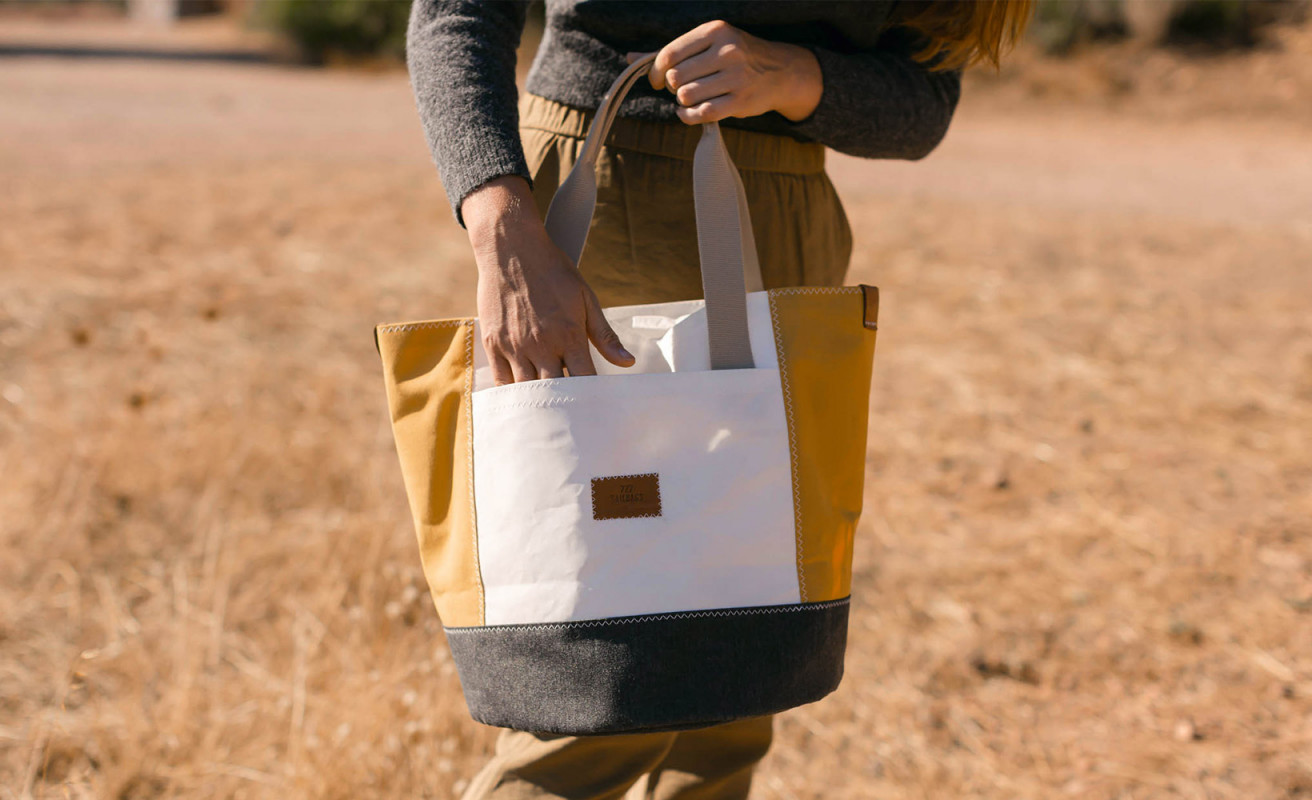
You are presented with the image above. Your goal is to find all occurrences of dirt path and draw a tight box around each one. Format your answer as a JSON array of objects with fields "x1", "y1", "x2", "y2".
[{"x1": 832, "y1": 103, "x2": 1312, "y2": 227}]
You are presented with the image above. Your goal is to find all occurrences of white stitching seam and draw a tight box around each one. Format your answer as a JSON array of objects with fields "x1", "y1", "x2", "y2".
[
  {"x1": 476, "y1": 396, "x2": 580, "y2": 413},
  {"x1": 377, "y1": 318, "x2": 474, "y2": 335},
  {"x1": 768, "y1": 287, "x2": 860, "y2": 297},
  {"x1": 444, "y1": 597, "x2": 850, "y2": 633},
  {"x1": 769, "y1": 291, "x2": 807, "y2": 603},
  {"x1": 462, "y1": 321, "x2": 485, "y2": 624}
]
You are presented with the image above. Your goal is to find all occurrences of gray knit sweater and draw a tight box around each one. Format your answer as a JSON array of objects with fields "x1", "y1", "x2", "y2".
[{"x1": 407, "y1": 0, "x2": 962, "y2": 223}]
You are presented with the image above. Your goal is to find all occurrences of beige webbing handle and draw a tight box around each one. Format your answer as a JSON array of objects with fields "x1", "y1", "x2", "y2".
[{"x1": 543, "y1": 53, "x2": 761, "y2": 371}]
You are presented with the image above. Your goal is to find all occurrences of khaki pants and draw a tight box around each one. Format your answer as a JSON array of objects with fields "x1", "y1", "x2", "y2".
[
  {"x1": 459, "y1": 95, "x2": 853, "y2": 800},
  {"x1": 462, "y1": 717, "x2": 775, "y2": 800}
]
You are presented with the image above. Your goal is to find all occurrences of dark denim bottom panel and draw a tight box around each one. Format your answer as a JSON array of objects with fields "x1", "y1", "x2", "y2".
[{"x1": 443, "y1": 598, "x2": 850, "y2": 735}]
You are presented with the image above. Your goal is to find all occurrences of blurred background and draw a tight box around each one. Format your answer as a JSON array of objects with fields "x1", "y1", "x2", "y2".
[{"x1": 1, "y1": 1, "x2": 1310, "y2": 798}]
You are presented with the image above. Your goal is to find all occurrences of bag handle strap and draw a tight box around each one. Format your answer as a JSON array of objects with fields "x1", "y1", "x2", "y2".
[{"x1": 543, "y1": 53, "x2": 760, "y2": 371}]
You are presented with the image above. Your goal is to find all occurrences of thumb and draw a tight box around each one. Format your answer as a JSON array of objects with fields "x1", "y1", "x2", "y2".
[{"x1": 584, "y1": 290, "x2": 635, "y2": 368}]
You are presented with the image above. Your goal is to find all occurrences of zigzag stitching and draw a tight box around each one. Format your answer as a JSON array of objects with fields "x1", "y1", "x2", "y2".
[
  {"x1": 768, "y1": 287, "x2": 860, "y2": 297},
  {"x1": 476, "y1": 395, "x2": 579, "y2": 412},
  {"x1": 769, "y1": 291, "x2": 807, "y2": 603},
  {"x1": 446, "y1": 598, "x2": 851, "y2": 633},
  {"x1": 463, "y1": 323, "x2": 485, "y2": 623},
  {"x1": 376, "y1": 319, "x2": 474, "y2": 334}
]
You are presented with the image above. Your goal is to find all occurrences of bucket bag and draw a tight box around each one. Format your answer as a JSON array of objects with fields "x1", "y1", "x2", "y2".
[{"x1": 375, "y1": 54, "x2": 879, "y2": 735}]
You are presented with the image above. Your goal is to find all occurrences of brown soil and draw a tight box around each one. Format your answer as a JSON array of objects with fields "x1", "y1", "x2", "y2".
[{"x1": 2, "y1": 13, "x2": 1310, "y2": 800}]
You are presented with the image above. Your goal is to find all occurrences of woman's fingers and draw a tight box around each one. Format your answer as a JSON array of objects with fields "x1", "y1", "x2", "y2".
[
  {"x1": 563, "y1": 347, "x2": 597, "y2": 377},
  {"x1": 490, "y1": 347, "x2": 582, "y2": 383},
  {"x1": 664, "y1": 49, "x2": 724, "y2": 91},
  {"x1": 537, "y1": 360, "x2": 566, "y2": 380},
  {"x1": 675, "y1": 71, "x2": 734, "y2": 108},
  {"x1": 651, "y1": 20, "x2": 726, "y2": 90},
  {"x1": 676, "y1": 95, "x2": 736, "y2": 125},
  {"x1": 489, "y1": 351, "x2": 514, "y2": 387},
  {"x1": 583, "y1": 290, "x2": 636, "y2": 367},
  {"x1": 646, "y1": 20, "x2": 816, "y2": 121},
  {"x1": 509, "y1": 356, "x2": 537, "y2": 384}
]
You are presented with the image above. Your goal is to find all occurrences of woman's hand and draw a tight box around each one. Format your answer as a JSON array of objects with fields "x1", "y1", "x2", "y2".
[
  {"x1": 462, "y1": 176, "x2": 635, "y2": 385},
  {"x1": 632, "y1": 20, "x2": 823, "y2": 125}
]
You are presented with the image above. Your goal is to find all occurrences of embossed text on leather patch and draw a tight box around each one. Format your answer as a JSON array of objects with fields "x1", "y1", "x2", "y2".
[{"x1": 591, "y1": 473, "x2": 662, "y2": 520}]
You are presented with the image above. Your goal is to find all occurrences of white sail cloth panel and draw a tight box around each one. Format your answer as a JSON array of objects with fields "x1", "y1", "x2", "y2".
[{"x1": 470, "y1": 292, "x2": 798, "y2": 627}]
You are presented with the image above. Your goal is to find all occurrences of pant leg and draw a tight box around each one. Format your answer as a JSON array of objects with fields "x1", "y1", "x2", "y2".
[
  {"x1": 640, "y1": 717, "x2": 775, "y2": 800},
  {"x1": 462, "y1": 728, "x2": 677, "y2": 800}
]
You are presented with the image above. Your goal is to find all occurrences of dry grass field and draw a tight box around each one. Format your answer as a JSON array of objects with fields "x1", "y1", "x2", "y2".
[{"x1": 2, "y1": 13, "x2": 1311, "y2": 800}]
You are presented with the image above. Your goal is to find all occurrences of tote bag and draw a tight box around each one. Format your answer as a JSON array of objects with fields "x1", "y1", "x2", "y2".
[{"x1": 375, "y1": 54, "x2": 879, "y2": 735}]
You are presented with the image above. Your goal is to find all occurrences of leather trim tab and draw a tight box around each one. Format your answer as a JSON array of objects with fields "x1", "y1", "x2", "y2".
[{"x1": 860, "y1": 285, "x2": 880, "y2": 331}]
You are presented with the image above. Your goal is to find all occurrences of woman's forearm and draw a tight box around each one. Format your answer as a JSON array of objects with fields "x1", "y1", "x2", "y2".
[
  {"x1": 407, "y1": 0, "x2": 531, "y2": 226},
  {"x1": 789, "y1": 28, "x2": 962, "y2": 160},
  {"x1": 761, "y1": 40, "x2": 824, "y2": 122},
  {"x1": 642, "y1": 20, "x2": 959, "y2": 161}
]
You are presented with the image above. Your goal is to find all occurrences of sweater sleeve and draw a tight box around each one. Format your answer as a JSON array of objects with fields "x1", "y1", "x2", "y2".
[
  {"x1": 406, "y1": 0, "x2": 530, "y2": 225},
  {"x1": 789, "y1": 26, "x2": 961, "y2": 160}
]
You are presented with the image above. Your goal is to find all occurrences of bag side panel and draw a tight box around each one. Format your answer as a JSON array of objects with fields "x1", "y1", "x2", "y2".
[
  {"x1": 769, "y1": 289, "x2": 877, "y2": 603},
  {"x1": 377, "y1": 320, "x2": 484, "y2": 627}
]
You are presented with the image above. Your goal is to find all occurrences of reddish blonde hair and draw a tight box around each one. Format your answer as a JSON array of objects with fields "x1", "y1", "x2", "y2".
[{"x1": 892, "y1": 0, "x2": 1035, "y2": 71}]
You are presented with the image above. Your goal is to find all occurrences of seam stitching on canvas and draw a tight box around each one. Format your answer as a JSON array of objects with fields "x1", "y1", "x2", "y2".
[
  {"x1": 769, "y1": 292, "x2": 807, "y2": 603},
  {"x1": 446, "y1": 598, "x2": 850, "y2": 633},
  {"x1": 376, "y1": 319, "x2": 473, "y2": 334},
  {"x1": 463, "y1": 322, "x2": 485, "y2": 624},
  {"x1": 768, "y1": 287, "x2": 860, "y2": 297},
  {"x1": 477, "y1": 396, "x2": 579, "y2": 412}
]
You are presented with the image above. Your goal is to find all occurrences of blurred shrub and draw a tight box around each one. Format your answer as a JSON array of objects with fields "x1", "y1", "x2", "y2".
[
  {"x1": 258, "y1": 0, "x2": 411, "y2": 65},
  {"x1": 1031, "y1": 0, "x2": 1128, "y2": 55},
  {"x1": 1031, "y1": 0, "x2": 1307, "y2": 54},
  {"x1": 1164, "y1": 0, "x2": 1286, "y2": 48}
]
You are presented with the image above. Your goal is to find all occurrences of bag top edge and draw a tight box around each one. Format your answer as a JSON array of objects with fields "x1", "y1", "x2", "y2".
[
  {"x1": 375, "y1": 318, "x2": 475, "y2": 336},
  {"x1": 372, "y1": 287, "x2": 874, "y2": 334}
]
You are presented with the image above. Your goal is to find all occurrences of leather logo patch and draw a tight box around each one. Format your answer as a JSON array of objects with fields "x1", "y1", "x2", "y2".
[{"x1": 592, "y1": 473, "x2": 661, "y2": 520}]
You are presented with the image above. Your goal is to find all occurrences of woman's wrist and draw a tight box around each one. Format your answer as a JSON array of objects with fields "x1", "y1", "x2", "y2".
[
  {"x1": 770, "y1": 42, "x2": 823, "y2": 122},
  {"x1": 462, "y1": 176, "x2": 543, "y2": 268}
]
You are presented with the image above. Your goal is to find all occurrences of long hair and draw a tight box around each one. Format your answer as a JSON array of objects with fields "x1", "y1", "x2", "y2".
[{"x1": 892, "y1": 0, "x2": 1035, "y2": 71}]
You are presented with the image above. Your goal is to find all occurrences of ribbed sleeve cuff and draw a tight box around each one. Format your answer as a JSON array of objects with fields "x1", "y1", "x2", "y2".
[
  {"x1": 784, "y1": 46, "x2": 855, "y2": 146},
  {"x1": 783, "y1": 44, "x2": 960, "y2": 161},
  {"x1": 443, "y1": 150, "x2": 532, "y2": 228}
]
